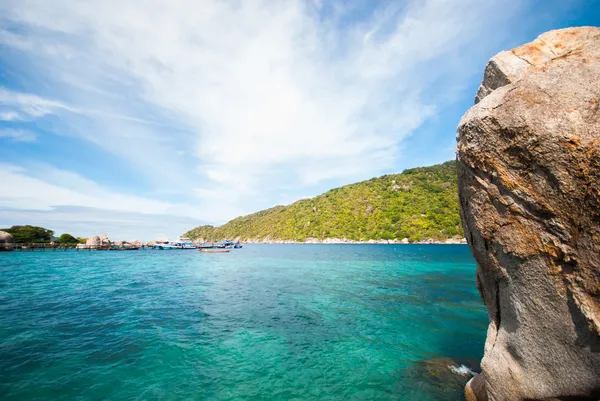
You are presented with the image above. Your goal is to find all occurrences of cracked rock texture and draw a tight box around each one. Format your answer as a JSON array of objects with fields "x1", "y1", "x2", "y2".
[{"x1": 457, "y1": 27, "x2": 600, "y2": 401}]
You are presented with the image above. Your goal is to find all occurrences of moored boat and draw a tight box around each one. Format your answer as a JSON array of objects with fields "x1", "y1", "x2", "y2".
[
  {"x1": 154, "y1": 237, "x2": 195, "y2": 250},
  {"x1": 216, "y1": 240, "x2": 239, "y2": 249}
]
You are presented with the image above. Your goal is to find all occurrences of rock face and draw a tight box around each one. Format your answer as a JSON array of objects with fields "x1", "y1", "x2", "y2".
[
  {"x1": 0, "y1": 230, "x2": 15, "y2": 250},
  {"x1": 457, "y1": 27, "x2": 600, "y2": 400}
]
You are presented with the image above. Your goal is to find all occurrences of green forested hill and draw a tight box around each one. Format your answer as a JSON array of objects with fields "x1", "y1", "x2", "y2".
[
  {"x1": 185, "y1": 160, "x2": 462, "y2": 242},
  {"x1": 1, "y1": 225, "x2": 55, "y2": 243}
]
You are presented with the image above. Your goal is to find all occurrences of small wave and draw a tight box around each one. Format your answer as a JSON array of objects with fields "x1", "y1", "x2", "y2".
[{"x1": 449, "y1": 364, "x2": 479, "y2": 377}]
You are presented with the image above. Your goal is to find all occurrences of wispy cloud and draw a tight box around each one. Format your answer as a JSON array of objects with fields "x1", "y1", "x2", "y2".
[
  {"x1": 0, "y1": 86, "x2": 168, "y2": 126},
  {"x1": 0, "y1": 0, "x2": 537, "y2": 235},
  {"x1": 0, "y1": 111, "x2": 21, "y2": 121},
  {"x1": 0, "y1": 87, "x2": 75, "y2": 119},
  {"x1": 0, "y1": 161, "x2": 213, "y2": 238},
  {"x1": 0, "y1": 162, "x2": 183, "y2": 215},
  {"x1": 0, "y1": 128, "x2": 36, "y2": 142}
]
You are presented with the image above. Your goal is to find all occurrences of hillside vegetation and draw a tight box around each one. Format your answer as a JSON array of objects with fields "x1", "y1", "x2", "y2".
[
  {"x1": 185, "y1": 160, "x2": 462, "y2": 242},
  {"x1": 1, "y1": 225, "x2": 54, "y2": 243}
]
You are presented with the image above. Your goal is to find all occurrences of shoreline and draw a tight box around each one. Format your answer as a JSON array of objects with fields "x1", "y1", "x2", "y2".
[{"x1": 229, "y1": 238, "x2": 468, "y2": 245}]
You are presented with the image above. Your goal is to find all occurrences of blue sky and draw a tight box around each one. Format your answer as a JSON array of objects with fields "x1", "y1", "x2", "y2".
[{"x1": 0, "y1": 0, "x2": 598, "y2": 240}]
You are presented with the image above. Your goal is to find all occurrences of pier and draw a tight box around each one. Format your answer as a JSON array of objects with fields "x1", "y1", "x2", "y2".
[
  {"x1": 0, "y1": 243, "x2": 153, "y2": 251},
  {"x1": 0, "y1": 243, "x2": 77, "y2": 251}
]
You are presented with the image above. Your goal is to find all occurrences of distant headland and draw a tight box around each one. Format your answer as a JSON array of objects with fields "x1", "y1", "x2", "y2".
[{"x1": 184, "y1": 161, "x2": 465, "y2": 244}]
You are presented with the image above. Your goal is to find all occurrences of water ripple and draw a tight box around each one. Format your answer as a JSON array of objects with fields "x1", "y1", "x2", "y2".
[{"x1": 0, "y1": 245, "x2": 486, "y2": 400}]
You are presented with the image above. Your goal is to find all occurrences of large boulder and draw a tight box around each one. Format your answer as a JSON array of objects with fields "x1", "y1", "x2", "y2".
[
  {"x1": 457, "y1": 27, "x2": 600, "y2": 400},
  {"x1": 99, "y1": 234, "x2": 110, "y2": 244},
  {"x1": 86, "y1": 235, "x2": 101, "y2": 246},
  {"x1": 0, "y1": 230, "x2": 15, "y2": 250}
]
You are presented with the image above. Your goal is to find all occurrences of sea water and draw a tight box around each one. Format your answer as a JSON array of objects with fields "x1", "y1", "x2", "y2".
[{"x1": 0, "y1": 244, "x2": 487, "y2": 400}]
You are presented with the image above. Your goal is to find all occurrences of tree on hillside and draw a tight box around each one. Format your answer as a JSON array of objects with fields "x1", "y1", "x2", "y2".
[
  {"x1": 56, "y1": 233, "x2": 79, "y2": 244},
  {"x1": 1, "y1": 225, "x2": 54, "y2": 243}
]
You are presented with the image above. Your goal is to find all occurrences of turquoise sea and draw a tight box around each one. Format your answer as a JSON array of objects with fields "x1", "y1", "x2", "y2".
[{"x1": 0, "y1": 245, "x2": 487, "y2": 400}]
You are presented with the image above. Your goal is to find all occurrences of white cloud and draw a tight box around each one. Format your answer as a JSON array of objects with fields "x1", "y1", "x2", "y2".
[
  {"x1": 0, "y1": 87, "x2": 75, "y2": 118},
  {"x1": 0, "y1": 128, "x2": 36, "y2": 142},
  {"x1": 0, "y1": 163, "x2": 181, "y2": 215},
  {"x1": 0, "y1": 163, "x2": 206, "y2": 239},
  {"x1": 0, "y1": 111, "x2": 21, "y2": 121},
  {"x1": 0, "y1": 0, "x2": 527, "y2": 228},
  {"x1": 0, "y1": 86, "x2": 168, "y2": 126}
]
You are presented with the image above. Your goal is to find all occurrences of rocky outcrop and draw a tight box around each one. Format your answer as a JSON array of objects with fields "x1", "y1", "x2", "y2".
[
  {"x1": 99, "y1": 234, "x2": 110, "y2": 244},
  {"x1": 85, "y1": 234, "x2": 111, "y2": 246},
  {"x1": 0, "y1": 230, "x2": 15, "y2": 250},
  {"x1": 86, "y1": 235, "x2": 101, "y2": 247},
  {"x1": 457, "y1": 27, "x2": 600, "y2": 400}
]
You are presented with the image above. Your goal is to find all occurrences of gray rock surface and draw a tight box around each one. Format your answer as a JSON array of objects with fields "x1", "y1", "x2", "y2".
[{"x1": 457, "y1": 27, "x2": 600, "y2": 400}]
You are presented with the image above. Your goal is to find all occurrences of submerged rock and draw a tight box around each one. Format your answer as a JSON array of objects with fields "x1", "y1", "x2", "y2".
[
  {"x1": 457, "y1": 27, "x2": 600, "y2": 400},
  {"x1": 395, "y1": 357, "x2": 479, "y2": 400}
]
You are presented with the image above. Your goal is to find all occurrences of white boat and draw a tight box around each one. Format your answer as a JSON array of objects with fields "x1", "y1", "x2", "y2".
[{"x1": 154, "y1": 237, "x2": 196, "y2": 250}]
